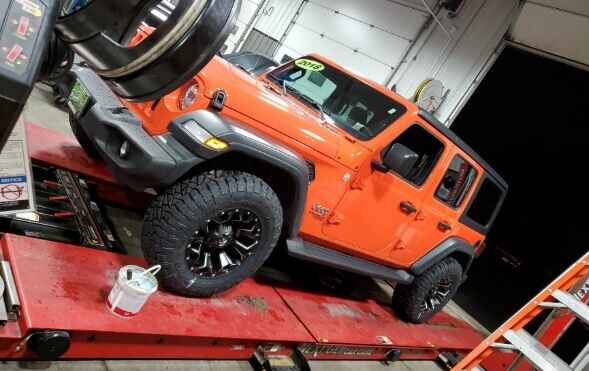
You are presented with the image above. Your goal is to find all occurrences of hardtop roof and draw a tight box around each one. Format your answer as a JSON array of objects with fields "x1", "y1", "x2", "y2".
[{"x1": 419, "y1": 110, "x2": 508, "y2": 190}]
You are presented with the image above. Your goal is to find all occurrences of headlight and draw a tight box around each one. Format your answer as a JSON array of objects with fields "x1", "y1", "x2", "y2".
[
  {"x1": 179, "y1": 82, "x2": 199, "y2": 111},
  {"x1": 184, "y1": 121, "x2": 229, "y2": 151}
]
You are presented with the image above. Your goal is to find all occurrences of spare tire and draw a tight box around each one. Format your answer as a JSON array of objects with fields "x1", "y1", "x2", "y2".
[{"x1": 56, "y1": 0, "x2": 241, "y2": 101}]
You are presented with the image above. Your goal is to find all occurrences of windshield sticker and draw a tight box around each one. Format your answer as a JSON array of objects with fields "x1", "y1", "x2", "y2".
[{"x1": 295, "y1": 59, "x2": 325, "y2": 72}]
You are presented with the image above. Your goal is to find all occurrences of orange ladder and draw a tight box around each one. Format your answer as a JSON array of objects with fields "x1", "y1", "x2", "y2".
[{"x1": 452, "y1": 251, "x2": 589, "y2": 371}]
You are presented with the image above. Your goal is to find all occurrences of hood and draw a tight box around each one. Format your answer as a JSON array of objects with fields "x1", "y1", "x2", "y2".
[{"x1": 198, "y1": 57, "x2": 370, "y2": 170}]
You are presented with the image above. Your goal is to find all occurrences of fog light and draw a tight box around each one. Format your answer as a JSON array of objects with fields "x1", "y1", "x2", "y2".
[{"x1": 120, "y1": 141, "x2": 130, "y2": 158}]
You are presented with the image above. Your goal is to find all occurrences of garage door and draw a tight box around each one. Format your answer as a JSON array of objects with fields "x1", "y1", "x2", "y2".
[
  {"x1": 275, "y1": 0, "x2": 432, "y2": 83},
  {"x1": 223, "y1": 0, "x2": 266, "y2": 54},
  {"x1": 511, "y1": 1, "x2": 589, "y2": 66}
]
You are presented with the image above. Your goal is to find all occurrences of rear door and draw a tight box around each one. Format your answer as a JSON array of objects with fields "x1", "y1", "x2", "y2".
[{"x1": 389, "y1": 152, "x2": 480, "y2": 267}]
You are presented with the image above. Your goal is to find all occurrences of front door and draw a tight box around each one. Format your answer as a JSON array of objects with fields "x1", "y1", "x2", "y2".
[{"x1": 323, "y1": 123, "x2": 446, "y2": 265}]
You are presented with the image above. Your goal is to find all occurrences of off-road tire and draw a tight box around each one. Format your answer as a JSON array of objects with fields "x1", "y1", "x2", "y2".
[
  {"x1": 142, "y1": 170, "x2": 283, "y2": 297},
  {"x1": 392, "y1": 257, "x2": 463, "y2": 324},
  {"x1": 68, "y1": 113, "x2": 101, "y2": 160}
]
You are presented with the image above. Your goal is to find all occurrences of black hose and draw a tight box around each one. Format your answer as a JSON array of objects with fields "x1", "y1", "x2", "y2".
[{"x1": 39, "y1": 32, "x2": 75, "y2": 85}]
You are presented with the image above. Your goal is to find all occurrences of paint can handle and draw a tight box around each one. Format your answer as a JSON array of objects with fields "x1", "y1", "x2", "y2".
[{"x1": 144, "y1": 265, "x2": 162, "y2": 276}]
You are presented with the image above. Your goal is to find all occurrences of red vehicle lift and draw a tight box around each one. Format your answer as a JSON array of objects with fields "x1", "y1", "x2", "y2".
[{"x1": 0, "y1": 123, "x2": 485, "y2": 366}]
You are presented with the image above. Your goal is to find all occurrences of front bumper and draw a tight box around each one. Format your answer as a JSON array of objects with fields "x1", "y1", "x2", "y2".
[{"x1": 68, "y1": 67, "x2": 204, "y2": 192}]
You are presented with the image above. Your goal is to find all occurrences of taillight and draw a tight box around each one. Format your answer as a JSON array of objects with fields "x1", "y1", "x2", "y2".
[
  {"x1": 474, "y1": 240, "x2": 487, "y2": 256},
  {"x1": 179, "y1": 82, "x2": 199, "y2": 110}
]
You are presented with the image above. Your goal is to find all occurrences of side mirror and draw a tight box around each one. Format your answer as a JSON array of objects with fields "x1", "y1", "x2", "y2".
[{"x1": 379, "y1": 143, "x2": 419, "y2": 178}]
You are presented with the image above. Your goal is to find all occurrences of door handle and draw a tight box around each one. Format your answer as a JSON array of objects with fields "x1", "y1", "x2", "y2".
[
  {"x1": 400, "y1": 201, "x2": 417, "y2": 215},
  {"x1": 438, "y1": 221, "x2": 452, "y2": 232}
]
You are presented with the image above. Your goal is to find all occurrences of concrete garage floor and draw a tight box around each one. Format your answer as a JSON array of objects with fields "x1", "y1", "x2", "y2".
[{"x1": 3, "y1": 84, "x2": 487, "y2": 371}]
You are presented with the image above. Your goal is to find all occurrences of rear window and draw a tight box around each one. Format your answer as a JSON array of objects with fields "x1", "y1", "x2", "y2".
[
  {"x1": 465, "y1": 178, "x2": 504, "y2": 227},
  {"x1": 436, "y1": 155, "x2": 477, "y2": 209}
]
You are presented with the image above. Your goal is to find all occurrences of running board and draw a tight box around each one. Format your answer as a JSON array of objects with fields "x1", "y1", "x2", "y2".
[{"x1": 286, "y1": 239, "x2": 414, "y2": 285}]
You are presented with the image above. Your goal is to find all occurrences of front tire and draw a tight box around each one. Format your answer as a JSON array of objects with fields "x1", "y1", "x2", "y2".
[
  {"x1": 142, "y1": 171, "x2": 283, "y2": 297},
  {"x1": 392, "y1": 257, "x2": 463, "y2": 324}
]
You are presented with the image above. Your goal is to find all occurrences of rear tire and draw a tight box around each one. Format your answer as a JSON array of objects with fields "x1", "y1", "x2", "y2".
[
  {"x1": 69, "y1": 113, "x2": 101, "y2": 160},
  {"x1": 392, "y1": 257, "x2": 463, "y2": 324},
  {"x1": 142, "y1": 170, "x2": 283, "y2": 297}
]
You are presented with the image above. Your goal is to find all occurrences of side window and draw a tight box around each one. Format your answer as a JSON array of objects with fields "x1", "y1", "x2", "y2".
[
  {"x1": 435, "y1": 155, "x2": 477, "y2": 209},
  {"x1": 389, "y1": 124, "x2": 445, "y2": 186},
  {"x1": 465, "y1": 178, "x2": 505, "y2": 227}
]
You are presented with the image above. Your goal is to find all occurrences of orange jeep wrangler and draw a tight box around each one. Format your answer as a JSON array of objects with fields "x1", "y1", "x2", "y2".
[{"x1": 66, "y1": 49, "x2": 507, "y2": 323}]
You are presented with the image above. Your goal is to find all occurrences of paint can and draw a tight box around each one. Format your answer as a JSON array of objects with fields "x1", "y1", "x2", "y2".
[{"x1": 106, "y1": 265, "x2": 161, "y2": 318}]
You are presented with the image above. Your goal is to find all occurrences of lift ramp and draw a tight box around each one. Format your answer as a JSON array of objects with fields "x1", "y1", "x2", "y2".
[{"x1": 0, "y1": 123, "x2": 484, "y2": 363}]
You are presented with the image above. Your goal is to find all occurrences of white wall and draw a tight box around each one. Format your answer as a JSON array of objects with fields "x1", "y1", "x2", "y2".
[
  {"x1": 253, "y1": 0, "x2": 304, "y2": 40},
  {"x1": 391, "y1": 0, "x2": 519, "y2": 124},
  {"x1": 273, "y1": 0, "x2": 430, "y2": 83},
  {"x1": 511, "y1": 1, "x2": 589, "y2": 66},
  {"x1": 223, "y1": 0, "x2": 266, "y2": 54}
]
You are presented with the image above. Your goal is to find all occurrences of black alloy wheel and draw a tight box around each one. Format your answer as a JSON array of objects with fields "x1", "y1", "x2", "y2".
[
  {"x1": 142, "y1": 171, "x2": 283, "y2": 297},
  {"x1": 185, "y1": 208, "x2": 262, "y2": 278},
  {"x1": 392, "y1": 257, "x2": 463, "y2": 323}
]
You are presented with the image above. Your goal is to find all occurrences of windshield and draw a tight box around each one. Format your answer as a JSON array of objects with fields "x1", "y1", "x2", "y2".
[{"x1": 268, "y1": 57, "x2": 407, "y2": 140}]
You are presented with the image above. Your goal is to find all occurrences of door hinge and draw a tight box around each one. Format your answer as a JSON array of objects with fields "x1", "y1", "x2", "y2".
[
  {"x1": 311, "y1": 203, "x2": 330, "y2": 219},
  {"x1": 343, "y1": 135, "x2": 357, "y2": 143},
  {"x1": 393, "y1": 240, "x2": 407, "y2": 251},
  {"x1": 327, "y1": 212, "x2": 344, "y2": 225},
  {"x1": 350, "y1": 177, "x2": 363, "y2": 190}
]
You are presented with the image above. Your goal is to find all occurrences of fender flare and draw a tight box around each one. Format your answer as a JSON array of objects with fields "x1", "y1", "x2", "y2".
[
  {"x1": 410, "y1": 237, "x2": 475, "y2": 276},
  {"x1": 168, "y1": 110, "x2": 309, "y2": 238}
]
